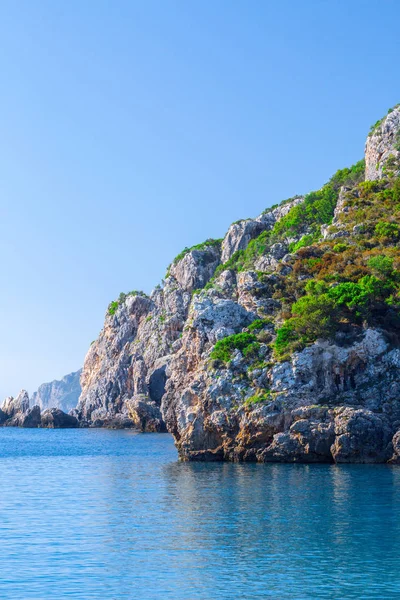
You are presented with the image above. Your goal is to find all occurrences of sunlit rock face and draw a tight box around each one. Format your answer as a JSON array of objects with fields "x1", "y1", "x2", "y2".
[
  {"x1": 76, "y1": 105, "x2": 400, "y2": 463},
  {"x1": 365, "y1": 105, "x2": 400, "y2": 181}
]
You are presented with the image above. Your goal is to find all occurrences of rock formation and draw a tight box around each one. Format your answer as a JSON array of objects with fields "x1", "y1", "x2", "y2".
[
  {"x1": 0, "y1": 390, "x2": 78, "y2": 428},
  {"x1": 365, "y1": 104, "x2": 400, "y2": 181},
  {"x1": 75, "y1": 103, "x2": 400, "y2": 463},
  {"x1": 31, "y1": 370, "x2": 81, "y2": 413}
]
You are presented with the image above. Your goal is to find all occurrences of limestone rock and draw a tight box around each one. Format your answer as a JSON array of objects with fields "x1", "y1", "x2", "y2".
[
  {"x1": 127, "y1": 396, "x2": 166, "y2": 432},
  {"x1": 389, "y1": 429, "x2": 400, "y2": 464},
  {"x1": 31, "y1": 370, "x2": 81, "y2": 412},
  {"x1": 221, "y1": 197, "x2": 304, "y2": 264},
  {"x1": 168, "y1": 244, "x2": 221, "y2": 292},
  {"x1": 20, "y1": 405, "x2": 41, "y2": 428},
  {"x1": 331, "y1": 408, "x2": 392, "y2": 463},
  {"x1": 260, "y1": 407, "x2": 335, "y2": 463},
  {"x1": 2, "y1": 390, "x2": 30, "y2": 417},
  {"x1": 71, "y1": 106, "x2": 400, "y2": 463},
  {"x1": 41, "y1": 408, "x2": 78, "y2": 428},
  {"x1": 365, "y1": 105, "x2": 400, "y2": 180}
]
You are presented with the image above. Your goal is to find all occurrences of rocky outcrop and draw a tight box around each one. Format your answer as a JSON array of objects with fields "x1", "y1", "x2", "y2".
[
  {"x1": 1, "y1": 391, "x2": 37, "y2": 427},
  {"x1": 31, "y1": 370, "x2": 81, "y2": 413},
  {"x1": 365, "y1": 105, "x2": 400, "y2": 181},
  {"x1": 331, "y1": 408, "x2": 392, "y2": 464},
  {"x1": 168, "y1": 244, "x2": 221, "y2": 292},
  {"x1": 75, "y1": 281, "x2": 191, "y2": 428},
  {"x1": 0, "y1": 390, "x2": 78, "y2": 428},
  {"x1": 127, "y1": 396, "x2": 166, "y2": 432},
  {"x1": 221, "y1": 197, "x2": 304, "y2": 263},
  {"x1": 41, "y1": 408, "x2": 78, "y2": 429},
  {"x1": 161, "y1": 326, "x2": 400, "y2": 463},
  {"x1": 74, "y1": 104, "x2": 400, "y2": 463}
]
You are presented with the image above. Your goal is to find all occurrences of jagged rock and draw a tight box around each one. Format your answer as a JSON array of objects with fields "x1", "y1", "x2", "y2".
[
  {"x1": 31, "y1": 370, "x2": 81, "y2": 412},
  {"x1": 20, "y1": 405, "x2": 41, "y2": 428},
  {"x1": 168, "y1": 245, "x2": 221, "y2": 292},
  {"x1": 269, "y1": 329, "x2": 388, "y2": 400},
  {"x1": 1, "y1": 391, "x2": 35, "y2": 426},
  {"x1": 260, "y1": 406, "x2": 335, "y2": 463},
  {"x1": 365, "y1": 105, "x2": 400, "y2": 180},
  {"x1": 2, "y1": 390, "x2": 30, "y2": 417},
  {"x1": 127, "y1": 396, "x2": 166, "y2": 432},
  {"x1": 41, "y1": 408, "x2": 78, "y2": 428},
  {"x1": 331, "y1": 408, "x2": 392, "y2": 463},
  {"x1": 221, "y1": 219, "x2": 265, "y2": 263},
  {"x1": 221, "y1": 197, "x2": 304, "y2": 263},
  {"x1": 0, "y1": 409, "x2": 8, "y2": 425},
  {"x1": 254, "y1": 242, "x2": 287, "y2": 272}
]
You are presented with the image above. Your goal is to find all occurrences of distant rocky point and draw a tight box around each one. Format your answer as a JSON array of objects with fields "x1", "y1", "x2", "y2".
[{"x1": 0, "y1": 390, "x2": 78, "y2": 428}]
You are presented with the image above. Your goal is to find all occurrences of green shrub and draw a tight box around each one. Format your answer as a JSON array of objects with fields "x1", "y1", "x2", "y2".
[
  {"x1": 242, "y1": 341, "x2": 261, "y2": 360},
  {"x1": 375, "y1": 221, "x2": 400, "y2": 240},
  {"x1": 167, "y1": 238, "x2": 222, "y2": 276},
  {"x1": 328, "y1": 159, "x2": 365, "y2": 189},
  {"x1": 333, "y1": 243, "x2": 348, "y2": 253},
  {"x1": 273, "y1": 184, "x2": 338, "y2": 240},
  {"x1": 367, "y1": 255, "x2": 394, "y2": 277},
  {"x1": 274, "y1": 322, "x2": 298, "y2": 356},
  {"x1": 247, "y1": 318, "x2": 272, "y2": 332},
  {"x1": 108, "y1": 290, "x2": 147, "y2": 316},
  {"x1": 289, "y1": 233, "x2": 319, "y2": 253},
  {"x1": 245, "y1": 389, "x2": 272, "y2": 406},
  {"x1": 108, "y1": 301, "x2": 119, "y2": 316},
  {"x1": 210, "y1": 332, "x2": 256, "y2": 364}
]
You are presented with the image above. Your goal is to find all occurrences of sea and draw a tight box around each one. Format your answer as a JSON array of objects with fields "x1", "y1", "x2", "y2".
[{"x1": 0, "y1": 428, "x2": 399, "y2": 599}]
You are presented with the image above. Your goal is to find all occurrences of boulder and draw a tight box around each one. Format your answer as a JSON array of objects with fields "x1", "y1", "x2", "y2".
[
  {"x1": 331, "y1": 408, "x2": 392, "y2": 463},
  {"x1": 260, "y1": 407, "x2": 335, "y2": 463},
  {"x1": 20, "y1": 405, "x2": 41, "y2": 428},
  {"x1": 127, "y1": 396, "x2": 166, "y2": 432},
  {"x1": 41, "y1": 408, "x2": 78, "y2": 429}
]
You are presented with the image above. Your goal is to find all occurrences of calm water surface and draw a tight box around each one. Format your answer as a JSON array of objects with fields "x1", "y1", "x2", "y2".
[{"x1": 0, "y1": 428, "x2": 399, "y2": 599}]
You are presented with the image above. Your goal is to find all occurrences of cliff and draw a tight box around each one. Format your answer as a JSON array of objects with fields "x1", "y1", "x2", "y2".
[
  {"x1": 76, "y1": 104, "x2": 400, "y2": 463},
  {"x1": 31, "y1": 370, "x2": 81, "y2": 413}
]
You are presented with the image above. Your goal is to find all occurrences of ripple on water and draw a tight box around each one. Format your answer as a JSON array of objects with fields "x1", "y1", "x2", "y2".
[{"x1": 0, "y1": 428, "x2": 399, "y2": 599}]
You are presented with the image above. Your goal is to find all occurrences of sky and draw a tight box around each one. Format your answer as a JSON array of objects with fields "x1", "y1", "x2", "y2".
[{"x1": 0, "y1": 0, "x2": 399, "y2": 399}]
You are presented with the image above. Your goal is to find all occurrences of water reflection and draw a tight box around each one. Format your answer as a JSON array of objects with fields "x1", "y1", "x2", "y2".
[{"x1": 0, "y1": 430, "x2": 400, "y2": 599}]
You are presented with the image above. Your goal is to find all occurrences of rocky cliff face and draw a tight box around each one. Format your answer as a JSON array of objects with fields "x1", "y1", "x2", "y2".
[
  {"x1": 31, "y1": 370, "x2": 81, "y2": 413},
  {"x1": 77, "y1": 104, "x2": 400, "y2": 464},
  {"x1": 75, "y1": 199, "x2": 302, "y2": 429},
  {"x1": 365, "y1": 104, "x2": 400, "y2": 181}
]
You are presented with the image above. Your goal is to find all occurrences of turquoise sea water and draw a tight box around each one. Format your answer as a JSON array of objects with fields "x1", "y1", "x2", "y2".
[{"x1": 0, "y1": 429, "x2": 399, "y2": 599}]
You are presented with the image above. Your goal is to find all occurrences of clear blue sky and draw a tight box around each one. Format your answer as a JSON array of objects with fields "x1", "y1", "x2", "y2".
[{"x1": 0, "y1": 0, "x2": 399, "y2": 399}]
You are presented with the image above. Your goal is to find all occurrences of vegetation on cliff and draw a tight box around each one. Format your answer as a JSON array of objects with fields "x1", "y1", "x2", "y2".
[{"x1": 274, "y1": 173, "x2": 400, "y2": 356}]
